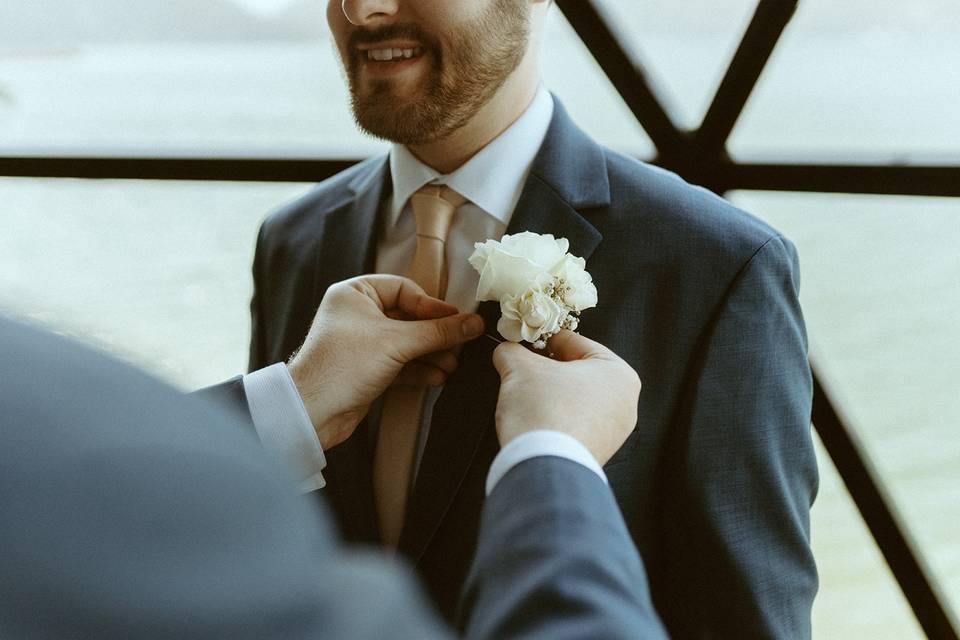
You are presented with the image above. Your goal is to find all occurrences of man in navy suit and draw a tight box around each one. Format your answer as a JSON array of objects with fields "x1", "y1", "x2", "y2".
[
  {"x1": 0, "y1": 274, "x2": 667, "y2": 638},
  {"x1": 241, "y1": 1, "x2": 820, "y2": 637}
]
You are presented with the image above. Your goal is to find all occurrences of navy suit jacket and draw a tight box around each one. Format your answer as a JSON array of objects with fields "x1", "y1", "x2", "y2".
[
  {"x1": 248, "y1": 97, "x2": 819, "y2": 638},
  {"x1": 1, "y1": 315, "x2": 667, "y2": 639}
]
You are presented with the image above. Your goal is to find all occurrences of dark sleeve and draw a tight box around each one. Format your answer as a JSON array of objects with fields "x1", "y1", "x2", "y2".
[
  {"x1": 459, "y1": 457, "x2": 669, "y2": 640},
  {"x1": 0, "y1": 319, "x2": 452, "y2": 640},
  {"x1": 37, "y1": 437, "x2": 453, "y2": 640},
  {"x1": 192, "y1": 376, "x2": 255, "y2": 435},
  {"x1": 662, "y1": 235, "x2": 819, "y2": 638}
]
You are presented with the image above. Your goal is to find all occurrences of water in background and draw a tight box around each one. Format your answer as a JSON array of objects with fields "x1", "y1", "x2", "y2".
[{"x1": 0, "y1": 2, "x2": 958, "y2": 638}]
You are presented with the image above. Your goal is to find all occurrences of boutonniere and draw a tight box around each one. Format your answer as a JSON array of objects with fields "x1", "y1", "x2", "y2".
[{"x1": 468, "y1": 231, "x2": 598, "y2": 349}]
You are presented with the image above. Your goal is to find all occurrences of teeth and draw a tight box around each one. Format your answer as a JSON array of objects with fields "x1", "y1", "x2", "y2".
[{"x1": 366, "y1": 47, "x2": 422, "y2": 62}]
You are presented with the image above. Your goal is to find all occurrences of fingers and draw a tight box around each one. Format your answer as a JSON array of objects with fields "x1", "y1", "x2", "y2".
[
  {"x1": 409, "y1": 292, "x2": 462, "y2": 321},
  {"x1": 347, "y1": 275, "x2": 483, "y2": 362},
  {"x1": 418, "y1": 350, "x2": 459, "y2": 375},
  {"x1": 545, "y1": 332, "x2": 642, "y2": 395},
  {"x1": 354, "y1": 274, "x2": 460, "y2": 320},
  {"x1": 493, "y1": 331, "x2": 623, "y2": 382},
  {"x1": 402, "y1": 313, "x2": 484, "y2": 359},
  {"x1": 394, "y1": 361, "x2": 448, "y2": 387},
  {"x1": 545, "y1": 330, "x2": 613, "y2": 362},
  {"x1": 395, "y1": 351, "x2": 458, "y2": 386}
]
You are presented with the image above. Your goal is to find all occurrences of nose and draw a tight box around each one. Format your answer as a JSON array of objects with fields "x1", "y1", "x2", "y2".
[{"x1": 341, "y1": 0, "x2": 400, "y2": 26}]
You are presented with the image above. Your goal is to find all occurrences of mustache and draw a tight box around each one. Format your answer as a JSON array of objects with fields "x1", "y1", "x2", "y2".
[{"x1": 347, "y1": 23, "x2": 441, "y2": 55}]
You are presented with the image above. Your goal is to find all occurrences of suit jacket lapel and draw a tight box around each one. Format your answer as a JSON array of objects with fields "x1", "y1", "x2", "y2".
[
  {"x1": 317, "y1": 156, "x2": 389, "y2": 545},
  {"x1": 399, "y1": 100, "x2": 608, "y2": 561},
  {"x1": 312, "y1": 157, "x2": 388, "y2": 303}
]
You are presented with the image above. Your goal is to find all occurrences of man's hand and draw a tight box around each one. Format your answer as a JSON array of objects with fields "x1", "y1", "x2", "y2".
[
  {"x1": 492, "y1": 331, "x2": 641, "y2": 466},
  {"x1": 288, "y1": 275, "x2": 484, "y2": 450}
]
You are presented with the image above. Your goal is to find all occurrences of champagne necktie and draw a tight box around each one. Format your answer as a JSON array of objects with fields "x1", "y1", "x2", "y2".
[{"x1": 374, "y1": 184, "x2": 466, "y2": 547}]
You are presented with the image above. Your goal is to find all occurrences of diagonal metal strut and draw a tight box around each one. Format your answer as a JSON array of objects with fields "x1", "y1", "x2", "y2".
[{"x1": 696, "y1": 0, "x2": 799, "y2": 154}]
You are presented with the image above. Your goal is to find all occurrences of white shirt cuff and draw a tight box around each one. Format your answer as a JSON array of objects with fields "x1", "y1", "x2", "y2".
[
  {"x1": 243, "y1": 363, "x2": 326, "y2": 492},
  {"x1": 485, "y1": 429, "x2": 608, "y2": 496}
]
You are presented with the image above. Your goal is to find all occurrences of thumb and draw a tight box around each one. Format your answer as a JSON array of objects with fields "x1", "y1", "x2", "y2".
[
  {"x1": 399, "y1": 312, "x2": 485, "y2": 360},
  {"x1": 546, "y1": 329, "x2": 613, "y2": 362},
  {"x1": 492, "y1": 341, "x2": 535, "y2": 378}
]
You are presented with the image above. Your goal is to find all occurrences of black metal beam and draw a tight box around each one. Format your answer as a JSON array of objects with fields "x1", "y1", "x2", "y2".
[
  {"x1": 0, "y1": 156, "x2": 356, "y2": 183},
  {"x1": 554, "y1": 0, "x2": 691, "y2": 163},
  {"x1": 812, "y1": 368, "x2": 960, "y2": 640},
  {"x1": 5, "y1": 155, "x2": 959, "y2": 201},
  {"x1": 715, "y1": 161, "x2": 960, "y2": 198},
  {"x1": 695, "y1": 0, "x2": 799, "y2": 154}
]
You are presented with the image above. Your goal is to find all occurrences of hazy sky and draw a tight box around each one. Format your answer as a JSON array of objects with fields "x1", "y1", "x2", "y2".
[{"x1": 229, "y1": 0, "x2": 297, "y2": 17}]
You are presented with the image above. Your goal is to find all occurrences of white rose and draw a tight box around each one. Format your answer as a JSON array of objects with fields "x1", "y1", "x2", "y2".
[
  {"x1": 551, "y1": 254, "x2": 598, "y2": 312},
  {"x1": 469, "y1": 232, "x2": 569, "y2": 301},
  {"x1": 497, "y1": 288, "x2": 566, "y2": 344}
]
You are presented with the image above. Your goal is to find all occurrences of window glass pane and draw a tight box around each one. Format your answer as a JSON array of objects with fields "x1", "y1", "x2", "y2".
[
  {"x1": 0, "y1": 177, "x2": 312, "y2": 388},
  {"x1": 594, "y1": 0, "x2": 758, "y2": 130},
  {"x1": 544, "y1": 9, "x2": 654, "y2": 157},
  {"x1": 729, "y1": 0, "x2": 960, "y2": 159},
  {"x1": 0, "y1": 1, "x2": 652, "y2": 158},
  {"x1": 730, "y1": 190, "x2": 960, "y2": 635},
  {"x1": 811, "y1": 435, "x2": 923, "y2": 640},
  {"x1": 0, "y1": 1, "x2": 380, "y2": 157}
]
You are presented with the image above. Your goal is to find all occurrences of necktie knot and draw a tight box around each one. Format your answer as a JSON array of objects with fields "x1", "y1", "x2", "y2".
[{"x1": 409, "y1": 184, "x2": 466, "y2": 242}]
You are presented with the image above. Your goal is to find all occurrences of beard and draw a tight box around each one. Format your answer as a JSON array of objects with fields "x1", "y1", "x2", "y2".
[{"x1": 343, "y1": 0, "x2": 530, "y2": 145}]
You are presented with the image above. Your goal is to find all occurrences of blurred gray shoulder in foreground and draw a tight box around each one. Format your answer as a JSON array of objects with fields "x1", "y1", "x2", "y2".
[{"x1": 0, "y1": 315, "x2": 446, "y2": 640}]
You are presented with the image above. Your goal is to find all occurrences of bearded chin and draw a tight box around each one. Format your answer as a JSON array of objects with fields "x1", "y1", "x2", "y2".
[
  {"x1": 349, "y1": 51, "x2": 521, "y2": 146},
  {"x1": 350, "y1": 74, "x2": 453, "y2": 146}
]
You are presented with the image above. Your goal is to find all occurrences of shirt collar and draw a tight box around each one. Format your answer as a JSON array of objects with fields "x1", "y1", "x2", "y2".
[{"x1": 388, "y1": 85, "x2": 554, "y2": 228}]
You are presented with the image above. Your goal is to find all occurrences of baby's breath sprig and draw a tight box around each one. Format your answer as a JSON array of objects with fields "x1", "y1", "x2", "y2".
[{"x1": 529, "y1": 276, "x2": 583, "y2": 349}]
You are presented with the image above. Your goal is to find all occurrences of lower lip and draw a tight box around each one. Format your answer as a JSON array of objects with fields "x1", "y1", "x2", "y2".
[{"x1": 362, "y1": 54, "x2": 426, "y2": 78}]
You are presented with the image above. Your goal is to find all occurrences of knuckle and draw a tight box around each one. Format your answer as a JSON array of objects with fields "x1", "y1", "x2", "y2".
[{"x1": 434, "y1": 319, "x2": 453, "y2": 346}]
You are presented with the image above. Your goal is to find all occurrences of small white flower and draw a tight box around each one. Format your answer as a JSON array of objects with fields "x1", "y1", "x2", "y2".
[
  {"x1": 470, "y1": 232, "x2": 569, "y2": 301},
  {"x1": 497, "y1": 288, "x2": 566, "y2": 344},
  {"x1": 550, "y1": 254, "x2": 598, "y2": 312}
]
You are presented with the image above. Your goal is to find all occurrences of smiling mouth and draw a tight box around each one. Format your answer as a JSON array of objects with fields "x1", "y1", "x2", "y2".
[{"x1": 363, "y1": 46, "x2": 424, "y2": 62}]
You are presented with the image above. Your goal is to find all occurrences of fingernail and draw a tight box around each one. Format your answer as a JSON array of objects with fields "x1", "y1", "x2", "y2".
[{"x1": 463, "y1": 315, "x2": 484, "y2": 337}]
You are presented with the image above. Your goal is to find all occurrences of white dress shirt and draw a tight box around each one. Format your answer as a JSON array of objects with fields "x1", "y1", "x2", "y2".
[{"x1": 244, "y1": 86, "x2": 608, "y2": 494}]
